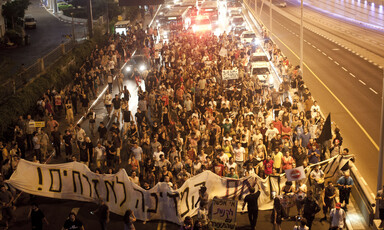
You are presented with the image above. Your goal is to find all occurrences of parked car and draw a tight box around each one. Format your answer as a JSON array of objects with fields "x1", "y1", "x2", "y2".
[{"x1": 24, "y1": 15, "x2": 37, "y2": 29}]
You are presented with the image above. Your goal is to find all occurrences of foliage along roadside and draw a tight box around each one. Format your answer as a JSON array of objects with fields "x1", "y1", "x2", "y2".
[{"x1": 0, "y1": 36, "x2": 105, "y2": 140}]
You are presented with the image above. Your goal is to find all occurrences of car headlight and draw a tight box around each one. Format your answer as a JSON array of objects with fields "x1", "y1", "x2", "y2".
[
  {"x1": 139, "y1": 65, "x2": 146, "y2": 71},
  {"x1": 125, "y1": 66, "x2": 132, "y2": 72},
  {"x1": 269, "y1": 76, "x2": 274, "y2": 84}
]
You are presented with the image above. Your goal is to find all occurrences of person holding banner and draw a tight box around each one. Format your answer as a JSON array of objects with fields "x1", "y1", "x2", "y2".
[{"x1": 242, "y1": 183, "x2": 261, "y2": 230}]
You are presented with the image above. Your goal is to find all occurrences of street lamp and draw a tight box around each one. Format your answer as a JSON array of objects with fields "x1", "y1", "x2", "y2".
[
  {"x1": 300, "y1": 0, "x2": 303, "y2": 76},
  {"x1": 71, "y1": 12, "x2": 75, "y2": 41}
]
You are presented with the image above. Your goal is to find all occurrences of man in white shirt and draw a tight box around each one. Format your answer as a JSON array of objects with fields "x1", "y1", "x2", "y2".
[
  {"x1": 95, "y1": 142, "x2": 106, "y2": 168},
  {"x1": 75, "y1": 124, "x2": 86, "y2": 150},
  {"x1": 330, "y1": 203, "x2": 346, "y2": 229},
  {"x1": 233, "y1": 142, "x2": 245, "y2": 174}
]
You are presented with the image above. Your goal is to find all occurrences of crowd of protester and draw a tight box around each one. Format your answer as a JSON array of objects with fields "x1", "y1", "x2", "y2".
[{"x1": 0, "y1": 14, "x2": 358, "y2": 229}]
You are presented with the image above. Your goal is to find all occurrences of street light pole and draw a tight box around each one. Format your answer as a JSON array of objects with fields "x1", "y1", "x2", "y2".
[
  {"x1": 269, "y1": 0, "x2": 272, "y2": 34},
  {"x1": 71, "y1": 12, "x2": 75, "y2": 41},
  {"x1": 255, "y1": 0, "x2": 257, "y2": 16},
  {"x1": 106, "y1": 0, "x2": 110, "y2": 34},
  {"x1": 378, "y1": 69, "x2": 384, "y2": 191},
  {"x1": 300, "y1": 0, "x2": 303, "y2": 75}
]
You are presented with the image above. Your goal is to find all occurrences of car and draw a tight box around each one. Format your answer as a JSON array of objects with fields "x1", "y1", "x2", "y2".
[
  {"x1": 230, "y1": 16, "x2": 245, "y2": 30},
  {"x1": 240, "y1": 31, "x2": 256, "y2": 44},
  {"x1": 249, "y1": 52, "x2": 270, "y2": 64},
  {"x1": 122, "y1": 55, "x2": 150, "y2": 76},
  {"x1": 232, "y1": 25, "x2": 247, "y2": 36},
  {"x1": 250, "y1": 62, "x2": 274, "y2": 88},
  {"x1": 191, "y1": 16, "x2": 212, "y2": 33},
  {"x1": 24, "y1": 15, "x2": 37, "y2": 29},
  {"x1": 228, "y1": 9, "x2": 241, "y2": 18}
]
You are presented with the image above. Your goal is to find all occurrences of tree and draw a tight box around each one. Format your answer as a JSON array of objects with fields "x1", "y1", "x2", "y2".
[{"x1": 2, "y1": 0, "x2": 31, "y2": 29}]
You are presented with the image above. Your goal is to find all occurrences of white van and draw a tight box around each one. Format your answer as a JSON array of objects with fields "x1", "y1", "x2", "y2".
[{"x1": 250, "y1": 62, "x2": 273, "y2": 88}]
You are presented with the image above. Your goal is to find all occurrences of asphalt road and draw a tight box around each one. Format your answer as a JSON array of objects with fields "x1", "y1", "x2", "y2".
[
  {"x1": 253, "y1": 1, "x2": 383, "y2": 190},
  {"x1": 0, "y1": 0, "x2": 85, "y2": 74}
]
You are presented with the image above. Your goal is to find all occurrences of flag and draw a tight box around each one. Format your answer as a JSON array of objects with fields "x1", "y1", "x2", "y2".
[
  {"x1": 285, "y1": 166, "x2": 306, "y2": 181},
  {"x1": 317, "y1": 113, "x2": 332, "y2": 144}
]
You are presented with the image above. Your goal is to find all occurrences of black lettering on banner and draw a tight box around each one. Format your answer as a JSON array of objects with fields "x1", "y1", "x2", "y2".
[
  {"x1": 116, "y1": 176, "x2": 126, "y2": 207},
  {"x1": 167, "y1": 192, "x2": 180, "y2": 216},
  {"x1": 193, "y1": 182, "x2": 205, "y2": 208},
  {"x1": 92, "y1": 179, "x2": 100, "y2": 198},
  {"x1": 238, "y1": 179, "x2": 254, "y2": 200},
  {"x1": 37, "y1": 167, "x2": 43, "y2": 191},
  {"x1": 225, "y1": 180, "x2": 239, "y2": 199},
  {"x1": 72, "y1": 171, "x2": 83, "y2": 194},
  {"x1": 194, "y1": 181, "x2": 206, "y2": 188},
  {"x1": 180, "y1": 187, "x2": 189, "y2": 217},
  {"x1": 82, "y1": 174, "x2": 92, "y2": 197},
  {"x1": 147, "y1": 193, "x2": 158, "y2": 213},
  {"x1": 49, "y1": 169, "x2": 62, "y2": 193},
  {"x1": 104, "y1": 181, "x2": 117, "y2": 203},
  {"x1": 133, "y1": 189, "x2": 145, "y2": 212}
]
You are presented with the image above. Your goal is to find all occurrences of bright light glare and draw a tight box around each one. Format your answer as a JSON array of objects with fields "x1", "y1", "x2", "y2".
[
  {"x1": 139, "y1": 65, "x2": 145, "y2": 71},
  {"x1": 269, "y1": 75, "x2": 274, "y2": 84},
  {"x1": 125, "y1": 66, "x2": 131, "y2": 72},
  {"x1": 253, "y1": 38, "x2": 260, "y2": 45}
]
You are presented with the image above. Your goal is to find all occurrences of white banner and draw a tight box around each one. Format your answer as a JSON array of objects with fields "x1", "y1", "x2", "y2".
[
  {"x1": 7, "y1": 156, "x2": 350, "y2": 224},
  {"x1": 222, "y1": 69, "x2": 239, "y2": 80}
]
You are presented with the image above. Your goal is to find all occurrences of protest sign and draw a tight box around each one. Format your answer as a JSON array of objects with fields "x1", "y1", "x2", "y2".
[
  {"x1": 222, "y1": 69, "x2": 238, "y2": 80},
  {"x1": 211, "y1": 198, "x2": 237, "y2": 230}
]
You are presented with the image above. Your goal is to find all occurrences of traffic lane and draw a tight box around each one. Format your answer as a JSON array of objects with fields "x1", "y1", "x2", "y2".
[
  {"x1": 264, "y1": 7, "x2": 381, "y2": 142},
  {"x1": 0, "y1": 0, "x2": 85, "y2": 67},
  {"x1": 284, "y1": 0, "x2": 384, "y2": 58},
  {"x1": 268, "y1": 4, "x2": 383, "y2": 94},
  {"x1": 257, "y1": 8, "x2": 379, "y2": 190}
]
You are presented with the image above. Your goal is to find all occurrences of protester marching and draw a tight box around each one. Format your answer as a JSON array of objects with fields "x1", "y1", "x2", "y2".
[{"x1": 0, "y1": 11, "x2": 357, "y2": 230}]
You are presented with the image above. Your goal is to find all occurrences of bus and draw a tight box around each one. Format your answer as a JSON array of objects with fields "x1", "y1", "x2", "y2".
[
  {"x1": 199, "y1": 1, "x2": 219, "y2": 23},
  {"x1": 180, "y1": 0, "x2": 198, "y2": 16},
  {"x1": 159, "y1": 6, "x2": 191, "y2": 38}
]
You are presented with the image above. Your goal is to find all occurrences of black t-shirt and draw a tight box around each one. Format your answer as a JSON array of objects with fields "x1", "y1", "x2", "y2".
[
  {"x1": 31, "y1": 209, "x2": 45, "y2": 228},
  {"x1": 98, "y1": 126, "x2": 107, "y2": 139},
  {"x1": 98, "y1": 204, "x2": 109, "y2": 221},
  {"x1": 63, "y1": 219, "x2": 83, "y2": 230},
  {"x1": 123, "y1": 109, "x2": 131, "y2": 122},
  {"x1": 244, "y1": 191, "x2": 261, "y2": 211},
  {"x1": 112, "y1": 98, "x2": 121, "y2": 110},
  {"x1": 293, "y1": 152, "x2": 307, "y2": 167},
  {"x1": 63, "y1": 134, "x2": 72, "y2": 145}
]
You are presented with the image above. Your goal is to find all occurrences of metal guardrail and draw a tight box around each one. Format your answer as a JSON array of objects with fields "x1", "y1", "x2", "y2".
[{"x1": 0, "y1": 40, "x2": 77, "y2": 105}]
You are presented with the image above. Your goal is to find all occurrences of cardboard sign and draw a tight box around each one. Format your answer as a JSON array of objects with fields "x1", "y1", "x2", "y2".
[
  {"x1": 211, "y1": 198, "x2": 238, "y2": 230},
  {"x1": 29, "y1": 121, "x2": 45, "y2": 128},
  {"x1": 222, "y1": 69, "x2": 238, "y2": 80}
]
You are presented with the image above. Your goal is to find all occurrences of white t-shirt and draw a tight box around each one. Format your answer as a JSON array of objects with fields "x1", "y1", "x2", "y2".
[
  {"x1": 233, "y1": 147, "x2": 245, "y2": 162},
  {"x1": 225, "y1": 162, "x2": 237, "y2": 171},
  {"x1": 330, "y1": 208, "x2": 346, "y2": 228}
]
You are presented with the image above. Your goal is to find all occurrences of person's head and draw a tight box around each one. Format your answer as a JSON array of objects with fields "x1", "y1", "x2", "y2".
[
  {"x1": 335, "y1": 202, "x2": 341, "y2": 210},
  {"x1": 125, "y1": 209, "x2": 133, "y2": 216},
  {"x1": 69, "y1": 212, "x2": 76, "y2": 221},
  {"x1": 131, "y1": 171, "x2": 137, "y2": 177},
  {"x1": 344, "y1": 171, "x2": 350, "y2": 179},
  {"x1": 249, "y1": 187, "x2": 255, "y2": 194},
  {"x1": 230, "y1": 167, "x2": 235, "y2": 174},
  {"x1": 343, "y1": 148, "x2": 349, "y2": 155},
  {"x1": 327, "y1": 181, "x2": 333, "y2": 188},
  {"x1": 31, "y1": 203, "x2": 39, "y2": 211}
]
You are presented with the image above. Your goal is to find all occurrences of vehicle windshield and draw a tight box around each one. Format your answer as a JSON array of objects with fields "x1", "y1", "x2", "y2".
[
  {"x1": 228, "y1": 2, "x2": 241, "y2": 7},
  {"x1": 250, "y1": 56, "x2": 269, "y2": 62},
  {"x1": 252, "y1": 67, "x2": 269, "y2": 75},
  {"x1": 25, "y1": 18, "x2": 35, "y2": 22},
  {"x1": 232, "y1": 17, "x2": 243, "y2": 23},
  {"x1": 243, "y1": 33, "x2": 255, "y2": 38},
  {"x1": 129, "y1": 56, "x2": 146, "y2": 65}
]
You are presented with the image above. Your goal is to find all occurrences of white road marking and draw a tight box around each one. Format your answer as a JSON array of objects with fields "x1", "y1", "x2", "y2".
[
  {"x1": 312, "y1": 45, "x2": 316, "y2": 48},
  {"x1": 334, "y1": 61, "x2": 340, "y2": 65},
  {"x1": 370, "y1": 88, "x2": 378, "y2": 94},
  {"x1": 341, "y1": 67, "x2": 348, "y2": 71},
  {"x1": 359, "y1": 80, "x2": 366, "y2": 85},
  {"x1": 349, "y1": 73, "x2": 356, "y2": 78},
  {"x1": 332, "y1": 48, "x2": 339, "y2": 50},
  {"x1": 322, "y1": 52, "x2": 327, "y2": 56},
  {"x1": 328, "y1": 57, "x2": 333, "y2": 60}
]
